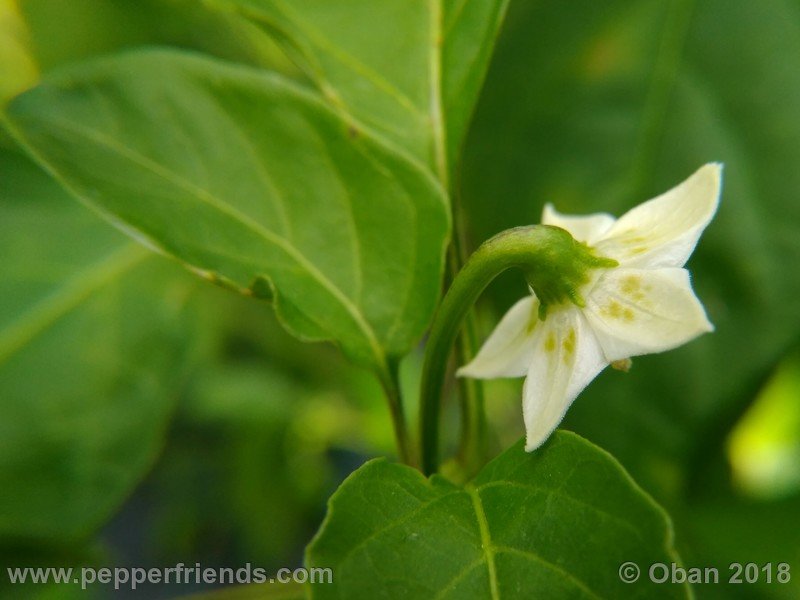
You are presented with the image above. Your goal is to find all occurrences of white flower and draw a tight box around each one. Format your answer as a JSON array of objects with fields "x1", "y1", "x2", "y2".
[{"x1": 458, "y1": 164, "x2": 722, "y2": 451}]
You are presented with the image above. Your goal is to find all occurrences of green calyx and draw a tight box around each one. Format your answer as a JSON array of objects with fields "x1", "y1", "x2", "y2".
[{"x1": 521, "y1": 226, "x2": 618, "y2": 319}]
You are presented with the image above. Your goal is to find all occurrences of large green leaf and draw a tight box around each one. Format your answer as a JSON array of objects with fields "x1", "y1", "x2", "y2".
[
  {"x1": 0, "y1": 147, "x2": 202, "y2": 541},
  {"x1": 218, "y1": 0, "x2": 510, "y2": 177},
  {"x1": 3, "y1": 49, "x2": 450, "y2": 371},
  {"x1": 16, "y1": 0, "x2": 295, "y2": 74},
  {"x1": 306, "y1": 431, "x2": 687, "y2": 599},
  {"x1": 461, "y1": 0, "x2": 800, "y2": 497}
]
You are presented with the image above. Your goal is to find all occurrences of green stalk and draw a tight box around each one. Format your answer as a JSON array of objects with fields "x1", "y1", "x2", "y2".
[
  {"x1": 419, "y1": 225, "x2": 614, "y2": 474},
  {"x1": 447, "y1": 207, "x2": 487, "y2": 475},
  {"x1": 379, "y1": 358, "x2": 415, "y2": 467}
]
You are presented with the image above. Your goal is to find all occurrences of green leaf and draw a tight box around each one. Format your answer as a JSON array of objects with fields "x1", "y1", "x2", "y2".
[
  {"x1": 0, "y1": 147, "x2": 202, "y2": 541},
  {"x1": 17, "y1": 0, "x2": 296, "y2": 75},
  {"x1": 0, "y1": 0, "x2": 38, "y2": 105},
  {"x1": 3, "y1": 49, "x2": 450, "y2": 371},
  {"x1": 306, "y1": 431, "x2": 687, "y2": 599},
  {"x1": 217, "y1": 0, "x2": 510, "y2": 178},
  {"x1": 461, "y1": 0, "x2": 800, "y2": 497}
]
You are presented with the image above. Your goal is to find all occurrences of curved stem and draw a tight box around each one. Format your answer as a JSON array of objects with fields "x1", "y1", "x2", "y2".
[
  {"x1": 379, "y1": 359, "x2": 415, "y2": 467},
  {"x1": 447, "y1": 216, "x2": 487, "y2": 474},
  {"x1": 454, "y1": 318, "x2": 486, "y2": 471},
  {"x1": 419, "y1": 225, "x2": 569, "y2": 475}
]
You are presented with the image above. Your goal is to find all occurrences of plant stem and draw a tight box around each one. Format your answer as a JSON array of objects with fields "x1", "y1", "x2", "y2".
[
  {"x1": 379, "y1": 359, "x2": 415, "y2": 467},
  {"x1": 453, "y1": 310, "x2": 487, "y2": 471},
  {"x1": 446, "y1": 204, "x2": 487, "y2": 474},
  {"x1": 419, "y1": 225, "x2": 571, "y2": 475}
]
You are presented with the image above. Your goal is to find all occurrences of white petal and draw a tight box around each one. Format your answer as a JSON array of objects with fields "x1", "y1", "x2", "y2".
[
  {"x1": 542, "y1": 203, "x2": 616, "y2": 245},
  {"x1": 584, "y1": 267, "x2": 714, "y2": 362},
  {"x1": 593, "y1": 163, "x2": 722, "y2": 268},
  {"x1": 522, "y1": 309, "x2": 606, "y2": 451},
  {"x1": 457, "y1": 296, "x2": 539, "y2": 379}
]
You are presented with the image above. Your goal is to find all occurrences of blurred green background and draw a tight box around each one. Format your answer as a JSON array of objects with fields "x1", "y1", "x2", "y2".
[{"x1": 1, "y1": 0, "x2": 799, "y2": 598}]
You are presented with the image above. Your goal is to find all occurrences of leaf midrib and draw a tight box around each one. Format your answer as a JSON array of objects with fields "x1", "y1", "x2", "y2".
[
  {"x1": 328, "y1": 476, "x2": 608, "y2": 599},
  {"x1": 237, "y1": 0, "x2": 453, "y2": 189},
  {"x1": 0, "y1": 243, "x2": 148, "y2": 366},
  {"x1": 463, "y1": 482, "x2": 606, "y2": 600},
  {"x1": 5, "y1": 112, "x2": 390, "y2": 373},
  {"x1": 465, "y1": 484, "x2": 499, "y2": 600},
  {"x1": 270, "y1": 0, "x2": 425, "y2": 118},
  {"x1": 429, "y1": 0, "x2": 450, "y2": 188}
]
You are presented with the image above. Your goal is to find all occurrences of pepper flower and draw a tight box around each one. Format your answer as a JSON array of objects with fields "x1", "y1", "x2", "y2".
[{"x1": 458, "y1": 164, "x2": 722, "y2": 451}]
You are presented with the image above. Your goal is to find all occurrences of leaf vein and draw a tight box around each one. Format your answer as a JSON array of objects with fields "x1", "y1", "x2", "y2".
[
  {"x1": 0, "y1": 244, "x2": 147, "y2": 366},
  {"x1": 336, "y1": 489, "x2": 464, "y2": 567},
  {"x1": 466, "y1": 484, "x2": 500, "y2": 600},
  {"x1": 492, "y1": 546, "x2": 604, "y2": 600},
  {"x1": 271, "y1": 0, "x2": 426, "y2": 118},
  {"x1": 38, "y1": 117, "x2": 387, "y2": 370},
  {"x1": 477, "y1": 480, "x2": 642, "y2": 539}
]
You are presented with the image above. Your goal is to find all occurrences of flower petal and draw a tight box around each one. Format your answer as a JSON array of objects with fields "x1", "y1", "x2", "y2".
[
  {"x1": 593, "y1": 163, "x2": 722, "y2": 268},
  {"x1": 522, "y1": 309, "x2": 606, "y2": 451},
  {"x1": 542, "y1": 203, "x2": 616, "y2": 244},
  {"x1": 457, "y1": 296, "x2": 539, "y2": 379},
  {"x1": 584, "y1": 267, "x2": 714, "y2": 362}
]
